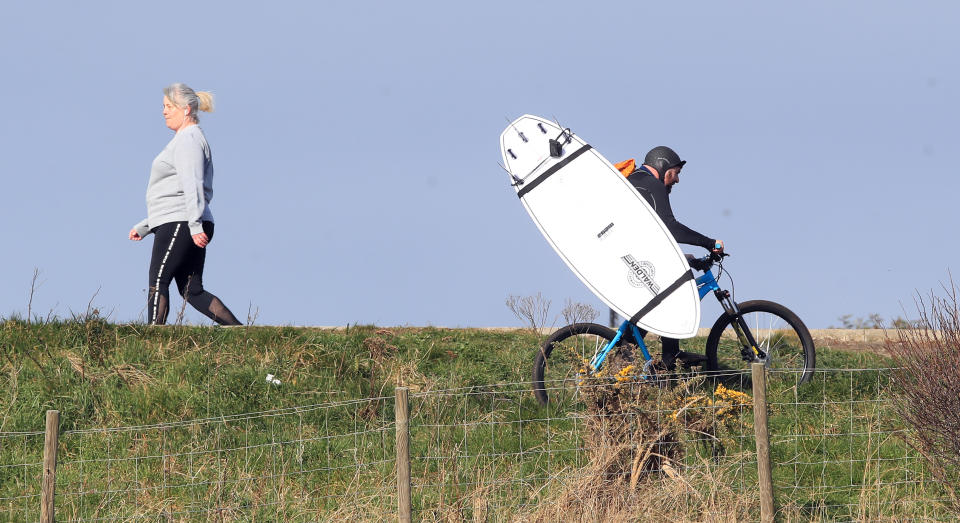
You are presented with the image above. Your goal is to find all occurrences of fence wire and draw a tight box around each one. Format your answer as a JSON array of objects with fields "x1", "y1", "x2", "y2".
[
  {"x1": 0, "y1": 431, "x2": 45, "y2": 521},
  {"x1": 52, "y1": 396, "x2": 395, "y2": 521},
  {"x1": 0, "y1": 367, "x2": 955, "y2": 521},
  {"x1": 766, "y1": 367, "x2": 936, "y2": 521},
  {"x1": 406, "y1": 370, "x2": 759, "y2": 520}
]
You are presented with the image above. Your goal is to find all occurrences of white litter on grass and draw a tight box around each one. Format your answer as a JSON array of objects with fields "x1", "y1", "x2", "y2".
[{"x1": 265, "y1": 374, "x2": 281, "y2": 385}]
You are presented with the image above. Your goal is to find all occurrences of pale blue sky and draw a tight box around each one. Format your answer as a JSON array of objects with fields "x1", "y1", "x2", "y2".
[{"x1": 1, "y1": 1, "x2": 956, "y2": 328}]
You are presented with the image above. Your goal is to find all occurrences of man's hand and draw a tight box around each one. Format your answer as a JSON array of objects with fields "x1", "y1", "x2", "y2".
[
  {"x1": 710, "y1": 240, "x2": 725, "y2": 261},
  {"x1": 192, "y1": 232, "x2": 209, "y2": 248},
  {"x1": 129, "y1": 228, "x2": 142, "y2": 241}
]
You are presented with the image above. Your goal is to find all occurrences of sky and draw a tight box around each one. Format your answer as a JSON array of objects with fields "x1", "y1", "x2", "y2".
[{"x1": 1, "y1": 1, "x2": 957, "y2": 329}]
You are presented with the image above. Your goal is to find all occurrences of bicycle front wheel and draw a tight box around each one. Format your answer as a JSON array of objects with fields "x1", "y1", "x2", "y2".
[
  {"x1": 705, "y1": 300, "x2": 816, "y2": 385},
  {"x1": 533, "y1": 323, "x2": 617, "y2": 406}
]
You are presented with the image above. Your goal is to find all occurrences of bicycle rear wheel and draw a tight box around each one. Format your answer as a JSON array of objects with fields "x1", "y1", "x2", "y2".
[
  {"x1": 705, "y1": 300, "x2": 816, "y2": 385},
  {"x1": 533, "y1": 323, "x2": 617, "y2": 406}
]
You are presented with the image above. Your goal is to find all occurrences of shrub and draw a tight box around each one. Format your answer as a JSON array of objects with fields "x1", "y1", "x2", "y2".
[
  {"x1": 579, "y1": 351, "x2": 751, "y2": 485},
  {"x1": 887, "y1": 280, "x2": 960, "y2": 513},
  {"x1": 524, "y1": 352, "x2": 754, "y2": 520}
]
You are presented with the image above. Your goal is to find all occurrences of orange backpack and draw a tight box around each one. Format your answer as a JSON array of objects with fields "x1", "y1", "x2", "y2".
[{"x1": 614, "y1": 158, "x2": 636, "y2": 177}]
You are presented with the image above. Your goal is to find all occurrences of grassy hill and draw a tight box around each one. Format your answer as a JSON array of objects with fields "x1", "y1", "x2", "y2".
[
  {"x1": 0, "y1": 317, "x2": 897, "y2": 431},
  {"x1": 0, "y1": 319, "x2": 540, "y2": 432},
  {"x1": 0, "y1": 317, "x2": 950, "y2": 520}
]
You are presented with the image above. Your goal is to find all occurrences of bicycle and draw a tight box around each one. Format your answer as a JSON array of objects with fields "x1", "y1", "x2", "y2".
[{"x1": 532, "y1": 253, "x2": 815, "y2": 405}]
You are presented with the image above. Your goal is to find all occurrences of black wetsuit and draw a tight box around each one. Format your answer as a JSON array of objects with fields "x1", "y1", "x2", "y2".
[
  {"x1": 628, "y1": 166, "x2": 715, "y2": 250},
  {"x1": 628, "y1": 166, "x2": 717, "y2": 367},
  {"x1": 147, "y1": 221, "x2": 241, "y2": 325}
]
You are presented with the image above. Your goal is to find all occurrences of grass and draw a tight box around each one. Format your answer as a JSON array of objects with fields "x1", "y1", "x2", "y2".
[{"x1": 0, "y1": 316, "x2": 953, "y2": 520}]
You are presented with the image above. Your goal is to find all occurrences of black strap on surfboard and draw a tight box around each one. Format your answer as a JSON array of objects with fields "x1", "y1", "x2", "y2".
[
  {"x1": 628, "y1": 269, "x2": 695, "y2": 325},
  {"x1": 516, "y1": 144, "x2": 592, "y2": 199}
]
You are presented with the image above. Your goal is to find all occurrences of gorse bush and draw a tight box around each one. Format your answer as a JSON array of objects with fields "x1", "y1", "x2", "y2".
[
  {"x1": 579, "y1": 351, "x2": 752, "y2": 487},
  {"x1": 523, "y1": 351, "x2": 757, "y2": 521},
  {"x1": 887, "y1": 280, "x2": 960, "y2": 514}
]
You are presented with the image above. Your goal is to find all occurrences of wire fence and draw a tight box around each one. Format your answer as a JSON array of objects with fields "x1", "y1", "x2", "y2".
[
  {"x1": 0, "y1": 430, "x2": 45, "y2": 519},
  {"x1": 3, "y1": 398, "x2": 398, "y2": 521},
  {"x1": 0, "y1": 367, "x2": 953, "y2": 521},
  {"x1": 766, "y1": 367, "x2": 930, "y2": 520},
  {"x1": 405, "y1": 372, "x2": 762, "y2": 521}
]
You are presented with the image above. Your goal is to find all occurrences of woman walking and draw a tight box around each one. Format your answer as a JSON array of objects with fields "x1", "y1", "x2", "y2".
[{"x1": 129, "y1": 83, "x2": 242, "y2": 325}]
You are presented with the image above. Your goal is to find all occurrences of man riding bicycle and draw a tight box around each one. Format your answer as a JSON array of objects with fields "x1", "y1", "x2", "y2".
[{"x1": 626, "y1": 146, "x2": 725, "y2": 370}]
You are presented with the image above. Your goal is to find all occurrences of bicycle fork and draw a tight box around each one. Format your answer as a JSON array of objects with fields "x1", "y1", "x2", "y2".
[{"x1": 715, "y1": 290, "x2": 768, "y2": 363}]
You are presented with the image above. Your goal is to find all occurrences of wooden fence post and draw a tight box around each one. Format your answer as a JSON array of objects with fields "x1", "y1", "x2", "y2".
[
  {"x1": 395, "y1": 387, "x2": 412, "y2": 523},
  {"x1": 751, "y1": 363, "x2": 775, "y2": 522},
  {"x1": 41, "y1": 410, "x2": 60, "y2": 523}
]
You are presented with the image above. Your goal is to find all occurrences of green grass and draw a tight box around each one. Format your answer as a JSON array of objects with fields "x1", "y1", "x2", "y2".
[
  {"x1": 709, "y1": 335, "x2": 935, "y2": 520},
  {"x1": 0, "y1": 318, "x2": 545, "y2": 520},
  {"x1": 0, "y1": 317, "x2": 953, "y2": 520}
]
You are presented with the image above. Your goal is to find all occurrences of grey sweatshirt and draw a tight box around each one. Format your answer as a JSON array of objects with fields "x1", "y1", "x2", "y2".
[{"x1": 132, "y1": 125, "x2": 215, "y2": 237}]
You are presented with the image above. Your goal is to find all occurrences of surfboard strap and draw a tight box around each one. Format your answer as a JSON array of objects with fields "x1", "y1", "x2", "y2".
[
  {"x1": 517, "y1": 144, "x2": 593, "y2": 199},
  {"x1": 628, "y1": 269, "x2": 695, "y2": 325}
]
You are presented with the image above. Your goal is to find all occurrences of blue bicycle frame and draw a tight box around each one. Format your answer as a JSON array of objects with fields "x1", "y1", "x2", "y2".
[{"x1": 587, "y1": 265, "x2": 724, "y2": 373}]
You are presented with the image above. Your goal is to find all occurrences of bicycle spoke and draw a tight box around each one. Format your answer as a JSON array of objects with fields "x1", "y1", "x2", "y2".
[
  {"x1": 706, "y1": 300, "x2": 815, "y2": 386},
  {"x1": 534, "y1": 323, "x2": 622, "y2": 406}
]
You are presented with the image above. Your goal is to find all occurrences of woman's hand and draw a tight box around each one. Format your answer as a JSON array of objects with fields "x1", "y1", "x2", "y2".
[
  {"x1": 192, "y1": 232, "x2": 209, "y2": 248},
  {"x1": 129, "y1": 228, "x2": 142, "y2": 241}
]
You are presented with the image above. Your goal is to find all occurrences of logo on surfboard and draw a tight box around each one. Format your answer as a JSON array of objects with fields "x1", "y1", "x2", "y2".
[
  {"x1": 597, "y1": 222, "x2": 615, "y2": 240},
  {"x1": 621, "y1": 255, "x2": 660, "y2": 296}
]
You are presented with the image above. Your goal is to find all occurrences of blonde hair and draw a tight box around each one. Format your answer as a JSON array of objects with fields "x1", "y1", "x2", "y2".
[{"x1": 163, "y1": 83, "x2": 214, "y2": 122}]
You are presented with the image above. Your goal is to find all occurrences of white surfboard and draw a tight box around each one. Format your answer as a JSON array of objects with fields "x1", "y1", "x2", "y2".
[{"x1": 500, "y1": 115, "x2": 700, "y2": 338}]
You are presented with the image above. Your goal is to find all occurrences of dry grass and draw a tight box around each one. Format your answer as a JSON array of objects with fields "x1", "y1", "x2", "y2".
[
  {"x1": 516, "y1": 350, "x2": 758, "y2": 522},
  {"x1": 520, "y1": 460, "x2": 757, "y2": 522},
  {"x1": 63, "y1": 350, "x2": 156, "y2": 388}
]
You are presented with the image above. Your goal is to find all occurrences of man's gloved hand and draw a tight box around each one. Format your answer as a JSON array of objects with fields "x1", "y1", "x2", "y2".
[{"x1": 710, "y1": 240, "x2": 725, "y2": 261}]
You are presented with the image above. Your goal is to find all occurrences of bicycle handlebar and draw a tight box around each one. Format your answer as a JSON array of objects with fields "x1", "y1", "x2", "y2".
[{"x1": 689, "y1": 252, "x2": 729, "y2": 272}]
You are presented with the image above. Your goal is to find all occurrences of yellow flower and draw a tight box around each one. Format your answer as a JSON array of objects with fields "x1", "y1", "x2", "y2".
[
  {"x1": 714, "y1": 384, "x2": 751, "y2": 405},
  {"x1": 670, "y1": 394, "x2": 709, "y2": 421},
  {"x1": 614, "y1": 365, "x2": 636, "y2": 382}
]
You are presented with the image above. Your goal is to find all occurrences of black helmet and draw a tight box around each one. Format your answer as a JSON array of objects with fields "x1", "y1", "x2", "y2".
[{"x1": 643, "y1": 146, "x2": 686, "y2": 177}]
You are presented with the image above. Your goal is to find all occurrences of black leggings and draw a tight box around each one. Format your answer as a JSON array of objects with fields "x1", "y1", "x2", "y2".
[{"x1": 147, "y1": 221, "x2": 241, "y2": 325}]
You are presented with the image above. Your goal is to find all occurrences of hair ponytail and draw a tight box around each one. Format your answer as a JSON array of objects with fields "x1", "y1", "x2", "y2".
[{"x1": 196, "y1": 91, "x2": 215, "y2": 113}]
